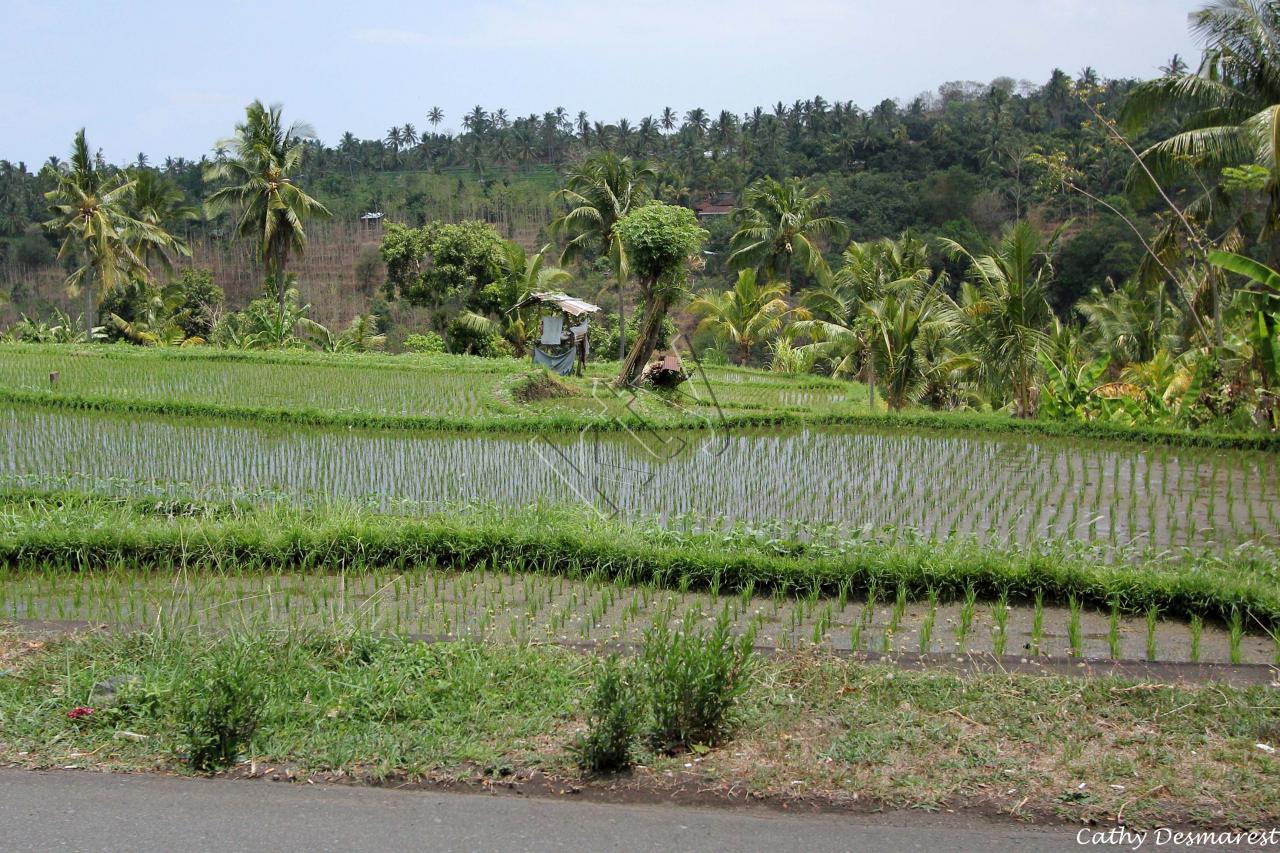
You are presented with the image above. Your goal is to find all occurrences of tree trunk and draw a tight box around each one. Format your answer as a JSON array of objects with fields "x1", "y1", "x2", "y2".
[
  {"x1": 617, "y1": 287, "x2": 669, "y2": 387},
  {"x1": 740, "y1": 340, "x2": 750, "y2": 366},
  {"x1": 867, "y1": 362, "x2": 876, "y2": 412},
  {"x1": 617, "y1": 277, "x2": 626, "y2": 362},
  {"x1": 83, "y1": 267, "x2": 95, "y2": 338},
  {"x1": 276, "y1": 243, "x2": 289, "y2": 328}
]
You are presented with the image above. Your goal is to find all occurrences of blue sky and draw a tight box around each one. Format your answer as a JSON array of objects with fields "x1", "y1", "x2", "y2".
[{"x1": 1, "y1": 0, "x2": 1201, "y2": 166}]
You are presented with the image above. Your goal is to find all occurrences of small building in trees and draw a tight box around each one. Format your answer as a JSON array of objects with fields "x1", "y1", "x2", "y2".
[{"x1": 509, "y1": 291, "x2": 601, "y2": 376}]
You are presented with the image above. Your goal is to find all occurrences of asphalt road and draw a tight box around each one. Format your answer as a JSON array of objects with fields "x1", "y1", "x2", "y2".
[{"x1": 0, "y1": 769, "x2": 1125, "y2": 852}]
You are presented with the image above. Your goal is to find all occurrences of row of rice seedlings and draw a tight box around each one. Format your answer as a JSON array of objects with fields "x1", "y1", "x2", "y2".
[
  {"x1": 2, "y1": 562, "x2": 1274, "y2": 663},
  {"x1": 4, "y1": 405, "x2": 1279, "y2": 558},
  {"x1": 0, "y1": 348, "x2": 502, "y2": 418}
]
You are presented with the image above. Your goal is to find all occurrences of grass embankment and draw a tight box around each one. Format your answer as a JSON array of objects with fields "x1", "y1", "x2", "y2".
[
  {"x1": 1, "y1": 626, "x2": 1276, "y2": 827},
  {"x1": 2, "y1": 490, "x2": 1277, "y2": 631},
  {"x1": 2, "y1": 343, "x2": 1277, "y2": 450}
]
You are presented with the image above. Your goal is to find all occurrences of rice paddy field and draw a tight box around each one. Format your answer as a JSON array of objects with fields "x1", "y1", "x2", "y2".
[
  {"x1": 2, "y1": 402, "x2": 1278, "y2": 559},
  {"x1": 0, "y1": 343, "x2": 870, "y2": 426},
  {"x1": 2, "y1": 342, "x2": 1279, "y2": 670}
]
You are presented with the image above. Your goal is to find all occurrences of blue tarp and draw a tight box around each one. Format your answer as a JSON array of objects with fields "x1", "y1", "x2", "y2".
[{"x1": 533, "y1": 344, "x2": 577, "y2": 375}]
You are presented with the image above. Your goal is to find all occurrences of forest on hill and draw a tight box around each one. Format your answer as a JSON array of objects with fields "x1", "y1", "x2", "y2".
[
  {"x1": 0, "y1": 64, "x2": 1174, "y2": 319},
  {"x1": 8, "y1": 1, "x2": 1280, "y2": 434}
]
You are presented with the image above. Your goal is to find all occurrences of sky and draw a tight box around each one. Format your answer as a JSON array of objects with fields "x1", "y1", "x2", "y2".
[{"x1": 0, "y1": 0, "x2": 1203, "y2": 167}]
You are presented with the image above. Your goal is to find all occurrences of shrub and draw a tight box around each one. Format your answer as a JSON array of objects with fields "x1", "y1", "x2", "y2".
[
  {"x1": 641, "y1": 609, "x2": 755, "y2": 753},
  {"x1": 402, "y1": 331, "x2": 446, "y2": 354},
  {"x1": 571, "y1": 654, "x2": 640, "y2": 772},
  {"x1": 176, "y1": 641, "x2": 265, "y2": 772}
]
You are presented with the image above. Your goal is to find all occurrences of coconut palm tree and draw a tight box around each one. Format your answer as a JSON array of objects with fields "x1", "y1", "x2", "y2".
[
  {"x1": 794, "y1": 234, "x2": 943, "y2": 407},
  {"x1": 489, "y1": 242, "x2": 573, "y2": 355},
  {"x1": 549, "y1": 152, "x2": 656, "y2": 359},
  {"x1": 1122, "y1": 1, "x2": 1280, "y2": 241},
  {"x1": 44, "y1": 129, "x2": 179, "y2": 334},
  {"x1": 727, "y1": 176, "x2": 846, "y2": 283},
  {"x1": 941, "y1": 221, "x2": 1062, "y2": 416},
  {"x1": 688, "y1": 269, "x2": 791, "y2": 365},
  {"x1": 204, "y1": 101, "x2": 331, "y2": 325},
  {"x1": 127, "y1": 169, "x2": 197, "y2": 272},
  {"x1": 427, "y1": 107, "x2": 444, "y2": 129}
]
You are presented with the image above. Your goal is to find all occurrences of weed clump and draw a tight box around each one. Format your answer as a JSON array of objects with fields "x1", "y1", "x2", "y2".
[
  {"x1": 641, "y1": 609, "x2": 755, "y2": 753},
  {"x1": 571, "y1": 654, "x2": 641, "y2": 772},
  {"x1": 176, "y1": 640, "x2": 265, "y2": 772}
]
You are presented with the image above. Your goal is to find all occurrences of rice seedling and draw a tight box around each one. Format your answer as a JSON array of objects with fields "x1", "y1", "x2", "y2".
[
  {"x1": 991, "y1": 593, "x2": 1009, "y2": 656},
  {"x1": 1030, "y1": 591, "x2": 1044, "y2": 656},
  {"x1": 918, "y1": 588, "x2": 938, "y2": 654},
  {"x1": 956, "y1": 584, "x2": 976, "y2": 648},
  {"x1": 1108, "y1": 601, "x2": 1122, "y2": 660},
  {"x1": 1229, "y1": 608, "x2": 1244, "y2": 665},
  {"x1": 1067, "y1": 596, "x2": 1083, "y2": 657},
  {"x1": 1146, "y1": 607, "x2": 1160, "y2": 662}
]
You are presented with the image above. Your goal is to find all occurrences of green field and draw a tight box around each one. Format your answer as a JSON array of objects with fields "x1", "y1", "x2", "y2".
[{"x1": 2, "y1": 343, "x2": 1279, "y2": 827}]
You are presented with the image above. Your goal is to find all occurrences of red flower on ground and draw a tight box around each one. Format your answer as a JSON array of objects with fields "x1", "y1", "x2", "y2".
[{"x1": 66, "y1": 706, "x2": 94, "y2": 720}]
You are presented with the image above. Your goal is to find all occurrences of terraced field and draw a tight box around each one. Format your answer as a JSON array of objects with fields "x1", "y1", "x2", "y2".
[{"x1": 4, "y1": 402, "x2": 1277, "y2": 558}]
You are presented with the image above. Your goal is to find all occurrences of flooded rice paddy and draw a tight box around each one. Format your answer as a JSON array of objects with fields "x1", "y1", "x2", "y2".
[{"x1": 2, "y1": 404, "x2": 1279, "y2": 559}]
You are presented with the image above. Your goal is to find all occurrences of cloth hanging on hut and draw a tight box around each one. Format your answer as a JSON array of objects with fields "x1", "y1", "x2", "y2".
[
  {"x1": 533, "y1": 344, "x2": 576, "y2": 375},
  {"x1": 571, "y1": 320, "x2": 589, "y2": 360},
  {"x1": 539, "y1": 314, "x2": 564, "y2": 346}
]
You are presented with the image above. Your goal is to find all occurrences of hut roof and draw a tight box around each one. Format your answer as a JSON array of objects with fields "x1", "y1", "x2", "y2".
[{"x1": 509, "y1": 291, "x2": 602, "y2": 317}]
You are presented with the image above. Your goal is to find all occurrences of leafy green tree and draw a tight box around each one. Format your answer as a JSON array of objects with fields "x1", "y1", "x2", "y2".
[
  {"x1": 613, "y1": 203, "x2": 707, "y2": 385},
  {"x1": 1122, "y1": 2, "x2": 1280, "y2": 248},
  {"x1": 44, "y1": 129, "x2": 179, "y2": 333},
  {"x1": 379, "y1": 220, "x2": 506, "y2": 309},
  {"x1": 727, "y1": 176, "x2": 846, "y2": 283},
  {"x1": 942, "y1": 221, "x2": 1062, "y2": 416},
  {"x1": 127, "y1": 169, "x2": 198, "y2": 272},
  {"x1": 204, "y1": 101, "x2": 331, "y2": 325},
  {"x1": 688, "y1": 269, "x2": 790, "y2": 365},
  {"x1": 550, "y1": 153, "x2": 656, "y2": 359}
]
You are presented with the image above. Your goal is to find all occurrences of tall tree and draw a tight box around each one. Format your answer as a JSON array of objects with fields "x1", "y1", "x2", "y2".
[
  {"x1": 688, "y1": 268, "x2": 791, "y2": 365},
  {"x1": 44, "y1": 129, "x2": 179, "y2": 333},
  {"x1": 204, "y1": 101, "x2": 331, "y2": 325},
  {"x1": 942, "y1": 221, "x2": 1062, "y2": 416},
  {"x1": 613, "y1": 202, "x2": 707, "y2": 385},
  {"x1": 549, "y1": 152, "x2": 656, "y2": 359},
  {"x1": 727, "y1": 176, "x2": 846, "y2": 283},
  {"x1": 127, "y1": 169, "x2": 198, "y2": 272},
  {"x1": 1123, "y1": 1, "x2": 1280, "y2": 244}
]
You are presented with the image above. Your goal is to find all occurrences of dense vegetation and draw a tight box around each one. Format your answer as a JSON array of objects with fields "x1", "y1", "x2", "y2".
[{"x1": 7, "y1": 1, "x2": 1280, "y2": 434}]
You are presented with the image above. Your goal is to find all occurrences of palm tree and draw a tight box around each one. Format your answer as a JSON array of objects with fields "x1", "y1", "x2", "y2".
[
  {"x1": 127, "y1": 169, "x2": 197, "y2": 272},
  {"x1": 727, "y1": 176, "x2": 846, "y2": 282},
  {"x1": 1122, "y1": 2, "x2": 1280, "y2": 244},
  {"x1": 660, "y1": 107, "x2": 677, "y2": 135},
  {"x1": 427, "y1": 107, "x2": 444, "y2": 129},
  {"x1": 795, "y1": 234, "x2": 940, "y2": 407},
  {"x1": 549, "y1": 153, "x2": 656, "y2": 359},
  {"x1": 489, "y1": 242, "x2": 573, "y2": 355},
  {"x1": 941, "y1": 221, "x2": 1062, "y2": 416},
  {"x1": 688, "y1": 269, "x2": 791, "y2": 365},
  {"x1": 204, "y1": 101, "x2": 331, "y2": 325},
  {"x1": 44, "y1": 130, "x2": 179, "y2": 334}
]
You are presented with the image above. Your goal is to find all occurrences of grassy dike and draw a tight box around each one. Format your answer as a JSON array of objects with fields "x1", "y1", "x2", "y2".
[
  {"x1": 2, "y1": 489, "x2": 1278, "y2": 631},
  {"x1": 0, "y1": 625, "x2": 1277, "y2": 828},
  {"x1": 1, "y1": 342, "x2": 1278, "y2": 449}
]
